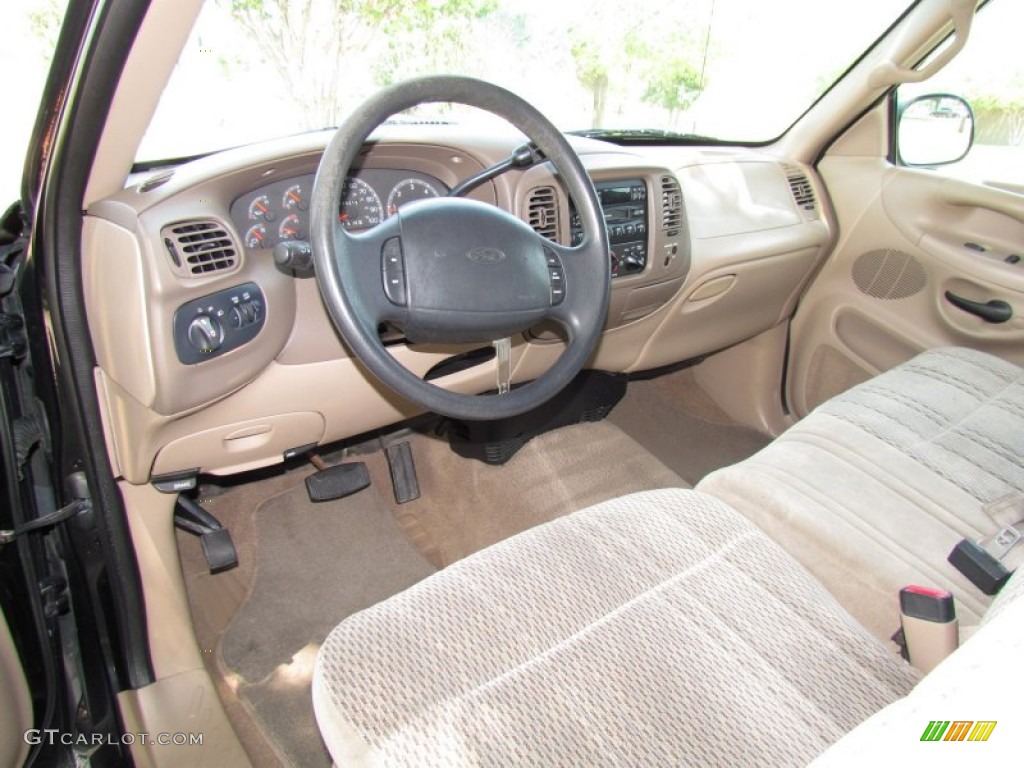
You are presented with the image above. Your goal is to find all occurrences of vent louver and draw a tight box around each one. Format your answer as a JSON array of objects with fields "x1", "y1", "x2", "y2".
[
  {"x1": 162, "y1": 221, "x2": 238, "y2": 276},
  {"x1": 784, "y1": 165, "x2": 819, "y2": 219},
  {"x1": 660, "y1": 175, "x2": 683, "y2": 235},
  {"x1": 526, "y1": 186, "x2": 559, "y2": 241}
]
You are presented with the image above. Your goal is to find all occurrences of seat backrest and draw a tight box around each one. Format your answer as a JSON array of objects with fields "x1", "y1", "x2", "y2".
[{"x1": 812, "y1": 568, "x2": 1024, "y2": 764}]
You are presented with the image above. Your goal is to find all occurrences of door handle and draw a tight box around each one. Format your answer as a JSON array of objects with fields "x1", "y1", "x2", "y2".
[{"x1": 944, "y1": 291, "x2": 1013, "y2": 323}]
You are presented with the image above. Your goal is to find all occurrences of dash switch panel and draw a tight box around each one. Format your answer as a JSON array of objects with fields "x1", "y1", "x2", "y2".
[{"x1": 173, "y1": 282, "x2": 266, "y2": 364}]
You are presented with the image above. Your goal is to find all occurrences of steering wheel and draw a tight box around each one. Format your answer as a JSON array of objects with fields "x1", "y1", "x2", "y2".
[{"x1": 310, "y1": 76, "x2": 610, "y2": 421}]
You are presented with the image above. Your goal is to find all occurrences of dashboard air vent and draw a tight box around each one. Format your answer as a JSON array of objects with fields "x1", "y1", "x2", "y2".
[
  {"x1": 162, "y1": 220, "x2": 238, "y2": 276},
  {"x1": 660, "y1": 175, "x2": 683, "y2": 235},
  {"x1": 784, "y1": 165, "x2": 819, "y2": 219},
  {"x1": 526, "y1": 186, "x2": 559, "y2": 242}
]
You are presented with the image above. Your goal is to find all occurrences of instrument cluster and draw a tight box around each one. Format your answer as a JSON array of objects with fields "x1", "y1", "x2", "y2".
[{"x1": 229, "y1": 169, "x2": 447, "y2": 251}]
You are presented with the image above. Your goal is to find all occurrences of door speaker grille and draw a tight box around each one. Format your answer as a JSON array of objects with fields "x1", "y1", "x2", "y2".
[{"x1": 851, "y1": 249, "x2": 926, "y2": 299}]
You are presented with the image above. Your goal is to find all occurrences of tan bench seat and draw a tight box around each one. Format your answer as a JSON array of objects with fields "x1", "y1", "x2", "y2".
[
  {"x1": 314, "y1": 490, "x2": 920, "y2": 766},
  {"x1": 699, "y1": 346, "x2": 1024, "y2": 638},
  {"x1": 313, "y1": 347, "x2": 1024, "y2": 766}
]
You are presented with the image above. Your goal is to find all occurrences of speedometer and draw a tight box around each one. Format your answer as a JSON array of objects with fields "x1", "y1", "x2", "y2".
[
  {"x1": 386, "y1": 178, "x2": 440, "y2": 216},
  {"x1": 339, "y1": 177, "x2": 383, "y2": 231}
]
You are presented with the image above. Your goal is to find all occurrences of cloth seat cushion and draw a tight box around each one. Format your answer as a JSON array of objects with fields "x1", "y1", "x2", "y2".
[
  {"x1": 698, "y1": 347, "x2": 1024, "y2": 639},
  {"x1": 313, "y1": 489, "x2": 918, "y2": 767}
]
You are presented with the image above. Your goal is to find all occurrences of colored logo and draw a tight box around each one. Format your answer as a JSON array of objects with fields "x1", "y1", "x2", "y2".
[{"x1": 921, "y1": 721, "x2": 997, "y2": 742}]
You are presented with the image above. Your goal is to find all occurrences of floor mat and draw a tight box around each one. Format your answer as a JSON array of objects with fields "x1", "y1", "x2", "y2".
[
  {"x1": 608, "y1": 369, "x2": 771, "y2": 485},
  {"x1": 219, "y1": 480, "x2": 435, "y2": 766},
  {"x1": 182, "y1": 418, "x2": 686, "y2": 765},
  {"x1": 391, "y1": 420, "x2": 686, "y2": 568}
]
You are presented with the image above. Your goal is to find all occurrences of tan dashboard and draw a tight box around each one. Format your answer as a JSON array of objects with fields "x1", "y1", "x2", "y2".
[{"x1": 82, "y1": 126, "x2": 830, "y2": 483}]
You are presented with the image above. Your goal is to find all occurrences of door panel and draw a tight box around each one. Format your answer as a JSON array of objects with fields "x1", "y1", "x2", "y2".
[{"x1": 788, "y1": 144, "x2": 1024, "y2": 416}]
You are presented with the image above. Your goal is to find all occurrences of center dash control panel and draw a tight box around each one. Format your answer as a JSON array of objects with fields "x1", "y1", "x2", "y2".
[
  {"x1": 172, "y1": 282, "x2": 266, "y2": 364},
  {"x1": 570, "y1": 179, "x2": 648, "y2": 278}
]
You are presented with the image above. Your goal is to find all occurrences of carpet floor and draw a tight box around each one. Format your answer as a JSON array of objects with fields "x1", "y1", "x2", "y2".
[
  {"x1": 608, "y1": 367, "x2": 771, "y2": 484},
  {"x1": 179, "y1": 394, "x2": 761, "y2": 766}
]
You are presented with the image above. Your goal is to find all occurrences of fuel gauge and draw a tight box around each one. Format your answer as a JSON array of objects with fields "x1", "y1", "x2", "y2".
[{"x1": 282, "y1": 183, "x2": 307, "y2": 211}]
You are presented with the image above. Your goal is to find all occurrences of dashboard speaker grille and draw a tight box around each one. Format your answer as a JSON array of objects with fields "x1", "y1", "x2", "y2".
[
  {"x1": 852, "y1": 249, "x2": 927, "y2": 299},
  {"x1": 526, "y1": 186, "x2": 559, "y2": 241},
  {"x1": 660, "y1": 175, "x2": 683, "y2": 236},
  {"x1": 783, "y1": 165, "x2": 819, "y2": 219},
  {"x1": 162, "y1": 220, "x2": 238, "y2": 276}
]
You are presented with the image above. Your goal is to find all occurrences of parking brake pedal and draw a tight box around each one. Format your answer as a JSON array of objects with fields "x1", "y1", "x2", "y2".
[
  {"x1": 173, "y1": 496, "x2": 238, "y2": 573},
  {"x1": 305, "y1": 458, "x2": 371, "y2": 503}
]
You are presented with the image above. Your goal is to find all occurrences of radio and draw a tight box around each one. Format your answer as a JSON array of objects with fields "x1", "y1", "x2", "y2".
[{"x1": 571, "y1": 179, "x2": 648, "y2": 277}]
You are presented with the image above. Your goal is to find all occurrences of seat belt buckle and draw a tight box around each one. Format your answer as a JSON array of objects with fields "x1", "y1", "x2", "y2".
[
  {"x1": 948, "y1": 523, "x2": 1019, "y2": 596},
  {"x1": 898, "y1": 586, "x2": 958, "y2": 673}
]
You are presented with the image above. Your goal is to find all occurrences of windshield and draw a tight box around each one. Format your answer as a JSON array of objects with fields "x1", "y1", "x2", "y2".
[{"x1": 138, "y1": 0, "x2": 911, "y2": 162}]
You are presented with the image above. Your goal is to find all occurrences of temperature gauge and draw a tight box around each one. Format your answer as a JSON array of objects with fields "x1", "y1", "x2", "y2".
[
  {"x1": 278, "y1": 214, "x2": 302, "y2": 241},
  {"x1": 282, "y1": 184, "x2": 307, "y2": 211},
  {"x1": 245, "y1": 224, "x2": 268, "y2": 249},
  {"x1": 248, "y1": 194, "x2": 275, "y2": 222}
]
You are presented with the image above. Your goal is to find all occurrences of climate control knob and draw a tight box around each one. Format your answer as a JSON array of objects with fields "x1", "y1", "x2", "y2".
[{"x1": 187, "y1": 314, "x2": 224, "y2": 354}]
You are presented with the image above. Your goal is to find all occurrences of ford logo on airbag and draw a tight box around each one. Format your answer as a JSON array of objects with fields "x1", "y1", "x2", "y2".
[{"x1": 466, "y1": 247, "x2": 506, "y2": 265}]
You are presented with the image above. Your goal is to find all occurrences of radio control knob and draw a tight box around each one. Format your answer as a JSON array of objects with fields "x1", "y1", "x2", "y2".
[{"x1": 187, "y1": 314, "x2": 223, "y2": 353}]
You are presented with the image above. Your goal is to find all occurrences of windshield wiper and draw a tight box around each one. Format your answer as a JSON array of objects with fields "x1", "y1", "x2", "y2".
[{"x1": 567, "y1": 128, "x2": 722, "y2": 144}]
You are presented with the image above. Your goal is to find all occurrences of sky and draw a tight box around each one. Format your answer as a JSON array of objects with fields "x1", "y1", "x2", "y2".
[
  {"x1": 2, "y1": 0, "x2": 1021, "y2": 210},
  {"x1": 0, "y1": 0, "x2": 66, "y2": 208}
]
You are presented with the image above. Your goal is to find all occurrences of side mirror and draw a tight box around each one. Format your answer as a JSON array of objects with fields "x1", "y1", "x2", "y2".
[{"x1": 897, "y1": 93, "x2": 975, "y2": 167}]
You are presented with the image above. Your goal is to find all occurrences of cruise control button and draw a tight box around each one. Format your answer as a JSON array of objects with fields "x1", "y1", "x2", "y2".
[
  {"x1": 551, "y1": 286, "x2": 565, "y2": 305},
  {"x1": 381, "y1": 237, "x2": 407, "y2": 306}
]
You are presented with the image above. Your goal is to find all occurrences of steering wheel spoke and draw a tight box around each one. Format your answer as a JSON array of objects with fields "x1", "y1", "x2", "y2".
[
  {"x1": 541, "y1": 238, "x2": 607, "y2": 342},
  {"x1": 332, "y1": 217, "x2": 408, "y2": 329}
]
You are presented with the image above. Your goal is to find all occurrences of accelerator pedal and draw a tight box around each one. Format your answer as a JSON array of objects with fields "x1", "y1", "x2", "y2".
[{"x1": 386, "y1": 441, "x2": 421, "y2": 504}]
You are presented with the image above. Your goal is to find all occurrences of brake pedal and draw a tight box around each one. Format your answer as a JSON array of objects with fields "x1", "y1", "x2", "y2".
[
  {"x1": 305, "y1": 462, "x2": 371, "y2": 503},
  {"x1": 174, "y1": 495, "x2": 239, "y2": 574},
  {"x1": 386, "y1": 441, "x2": 420, "y2": 504}
]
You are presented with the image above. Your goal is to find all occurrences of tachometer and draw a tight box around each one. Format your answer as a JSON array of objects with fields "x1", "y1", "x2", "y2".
[
  {"x1": 386, "y1": 178, "x2": 440, "y2": 216},
  {"x1": 339, "y1": 177, "x2": 383, "y2": 231}
]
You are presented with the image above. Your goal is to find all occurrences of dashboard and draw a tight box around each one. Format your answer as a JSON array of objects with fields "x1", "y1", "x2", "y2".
[
  {"x1": 228, "y1": 169, "x2": 448, "y2": 250},
  {"x1": 84, "y1": 126, "x2": 831, "y2": 483}
]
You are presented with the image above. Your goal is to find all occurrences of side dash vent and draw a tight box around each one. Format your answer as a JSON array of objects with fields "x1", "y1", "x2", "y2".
[
  {"x1": 526, "y1": 186, "x2": 560, "y2": 242},
  {"x1": 784, "y1": 165, "x2": 819, "y2": 219},
  {"x1": 660, "y1": 175, "x2": 683, "y2": 236},
  {"x1": 161, "y1": 221, "x2": 238, "y2": 277}
]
